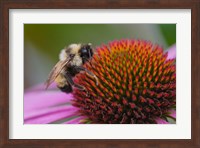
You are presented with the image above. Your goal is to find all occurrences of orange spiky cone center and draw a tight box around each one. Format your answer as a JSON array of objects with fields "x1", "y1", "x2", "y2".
[{"x1": 73, "y1": 39, "x2": 176, "y2": 124}]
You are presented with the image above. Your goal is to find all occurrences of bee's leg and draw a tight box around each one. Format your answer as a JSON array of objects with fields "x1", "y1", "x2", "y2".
[
  {"x1": 59, "y1": 84, "x2": 72, "y2": 93},
  {"x1": 74, "y1": 66, "x2": 98, "y2": 85},
  {"x1": 64, "y1": 72, "x2": 88, "y2": 95}
]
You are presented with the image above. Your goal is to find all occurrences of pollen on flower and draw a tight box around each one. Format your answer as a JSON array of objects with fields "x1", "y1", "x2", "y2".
[{"x1": 72, "y1": 39, "x2": 176, "y2": 124}]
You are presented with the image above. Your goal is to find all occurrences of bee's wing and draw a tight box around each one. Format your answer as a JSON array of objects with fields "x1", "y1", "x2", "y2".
[{"x1": 45, "y1": 59, "x2": 71, "y2": 89}]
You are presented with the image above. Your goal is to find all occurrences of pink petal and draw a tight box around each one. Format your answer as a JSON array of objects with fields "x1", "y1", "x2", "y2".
[
  {"x1": 155, "y1": 109, "x2": 176, "y2": 124},
  {"x1": 166, "y1": 44, "x2": 176, "y2": 59},
  {"x1": 169, "y1": 109, "x2": 176, "y2": 118},
  {"x1": 24, "y1": 91, "x2": 73, "y2": 111},
  {"x1": 24, "y1": 90, "x2": 79, "y2": 124},
  {"x1": 25, "y1": 106, "x2": 79, "y2": 124}
]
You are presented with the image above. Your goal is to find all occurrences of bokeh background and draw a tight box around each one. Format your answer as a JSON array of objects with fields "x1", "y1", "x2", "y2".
[{"x1": 24, "y1": 24, "x2": 176, "y2": 89}]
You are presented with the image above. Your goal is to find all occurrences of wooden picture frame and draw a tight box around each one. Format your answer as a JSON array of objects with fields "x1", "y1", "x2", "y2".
[{"x1": 0, "y1": 0, "x2": 199, "y2": 147}]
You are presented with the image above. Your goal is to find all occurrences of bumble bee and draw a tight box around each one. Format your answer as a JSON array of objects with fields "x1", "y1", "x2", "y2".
[{"x1": 45, "y1": 43, "x2": 98, "y2": 93}]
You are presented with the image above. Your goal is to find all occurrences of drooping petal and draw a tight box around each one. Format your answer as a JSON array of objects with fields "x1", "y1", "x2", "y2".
[
  {"x1": 25, "y1": 106, "x2": 79, "y2": 124},
  {"x1": 169, "y1": 109, "x2": 176, "y2": 118},
  {"x1": 155, "y1": 109, "x2": 176, "y2": 124},
  {"x1": 24, "y1": 90, "x2": 80, "y2": 124},
  {"x1": 169, "y1": 109, "x2": 176, "y2": 119}
]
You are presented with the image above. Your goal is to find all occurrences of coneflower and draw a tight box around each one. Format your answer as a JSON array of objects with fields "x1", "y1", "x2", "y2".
[
  {"x1": 73, "y1": 39, "x2": 176, "y2": 124},
  {"x1": 24, "y1": 40, "x2": 176, "y2": 124}
]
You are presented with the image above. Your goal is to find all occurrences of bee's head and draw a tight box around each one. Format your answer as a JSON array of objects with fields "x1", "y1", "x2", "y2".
[
  {"x1": 59, "y1": 43, "x2": 93, "y2": 66},
  {"x1": 79, "y1": 43, "x2": 93, "y2": 64}
]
